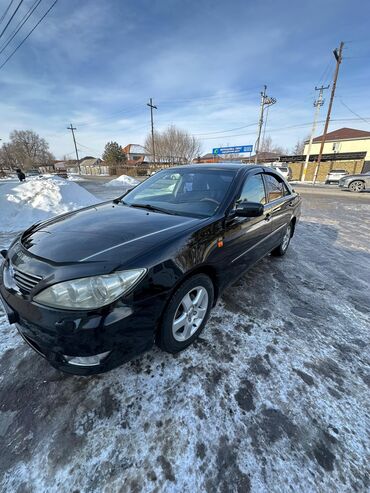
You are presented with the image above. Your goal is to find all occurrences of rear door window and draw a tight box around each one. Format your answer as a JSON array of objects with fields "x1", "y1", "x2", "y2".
[{"x1": 263, "y1": 173, "x2": 288, "y2": 202}]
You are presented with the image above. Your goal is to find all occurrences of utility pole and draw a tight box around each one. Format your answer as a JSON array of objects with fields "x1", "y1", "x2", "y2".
[
  {"x1": 67, "y1": 123, "x2": 80, "y2": 174},
  {"x1": 301, "y1": 85, "x2": 329, "y2": 181},
  {"x1": 313, "y1": 41, "x2": 344, "y2": 184},
  {"x1": 147, "y1": 98, "x2": 157, "y2": 165},
  {"x1": 254, "y1": 85, "x2": 277, "y2": 164}
]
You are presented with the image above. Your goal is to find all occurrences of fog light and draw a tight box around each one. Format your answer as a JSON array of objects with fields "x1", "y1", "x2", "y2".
[{"x1": 64, "y1": 351, "x2": 110, "y2": 367}]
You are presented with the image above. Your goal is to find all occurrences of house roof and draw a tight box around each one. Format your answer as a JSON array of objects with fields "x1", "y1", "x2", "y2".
[
  {"x1": 312, "y1": 127, "x2": 370, "y2": 143},
  {"x1": 80, "y1": 157, "x2": 103, "y2": 167},
  {"x1": 122, "y1": 144, "x2": 148, "y2": 155}
]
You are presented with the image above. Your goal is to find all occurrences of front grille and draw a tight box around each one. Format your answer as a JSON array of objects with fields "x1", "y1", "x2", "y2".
[{"x1": 13, "y1": 267, "x2": 42, "y2": 294}]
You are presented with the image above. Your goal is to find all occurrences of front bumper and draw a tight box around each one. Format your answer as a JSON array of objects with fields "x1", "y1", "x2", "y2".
[{"x1": 0, "y1": 284, "x2": 166, "y2": 375}]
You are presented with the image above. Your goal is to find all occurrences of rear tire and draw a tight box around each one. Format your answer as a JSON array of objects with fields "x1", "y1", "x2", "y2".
[
  {"x1": 271, "y1": 223, "x2": 292, "y2": 257},
  {"x1": 157, "y1": 274, "x2": 214, "y2": 353},
  {"x1": 349, "y1": 180, "x2": 365, "y2": 192}
]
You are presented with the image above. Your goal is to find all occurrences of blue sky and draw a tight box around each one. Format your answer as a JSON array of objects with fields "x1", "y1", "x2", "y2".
[{"x1": 0, "y1": 0, "x2": 370, "y2": 158}]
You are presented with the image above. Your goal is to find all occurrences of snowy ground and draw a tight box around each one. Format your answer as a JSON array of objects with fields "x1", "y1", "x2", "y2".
[{"x1": 0, "y1": 182, "x2": 369, "y2": 492}]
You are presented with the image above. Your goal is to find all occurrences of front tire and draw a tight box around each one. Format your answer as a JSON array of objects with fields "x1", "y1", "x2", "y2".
[
  {"x1": 349, "y1": 180, "x2": 365, "y2": 192},
  {"x1": 271, "y1": 223, "x2": 292, "y2": 257},
  {"x1": 157, "y1": 274, "x2": 214, "y2": 353}
]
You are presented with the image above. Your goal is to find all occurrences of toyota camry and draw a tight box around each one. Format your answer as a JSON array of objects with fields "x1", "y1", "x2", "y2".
[{"x1": 0, "y1": 164, "x2": 301, "y2": 375}]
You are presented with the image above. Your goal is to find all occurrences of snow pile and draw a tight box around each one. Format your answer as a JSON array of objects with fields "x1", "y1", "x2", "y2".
[
  {"x1": 0, "y1": 176, "x2": 97, "y2": 233},
  {"x1": 105, "y1": 174, "x2": 139, "y2": 187},
  {"x1": 68, "y1": 174, "x2": 85, "y2": 182}
]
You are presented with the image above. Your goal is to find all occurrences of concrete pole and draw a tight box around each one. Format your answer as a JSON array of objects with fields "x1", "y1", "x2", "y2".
[{"x1": 301, "y1": 85, "x2": 329, "y2": 181}]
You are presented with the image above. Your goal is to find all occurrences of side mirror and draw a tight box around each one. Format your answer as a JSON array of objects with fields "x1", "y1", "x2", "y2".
[{"x1": 235, "y1": 202, "x2": 264, "y2": 217}]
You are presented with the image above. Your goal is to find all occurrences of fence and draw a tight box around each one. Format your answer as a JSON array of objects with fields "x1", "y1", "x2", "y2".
[
  {"x1": 288, "y1": 160, "x2": 365, "y2": 182},
  {"x1": 109, "y1": 164, "x2": 172, "y2": 177}
]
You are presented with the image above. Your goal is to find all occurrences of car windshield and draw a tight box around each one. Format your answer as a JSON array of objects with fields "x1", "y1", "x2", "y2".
[{"x1": 122, "y1": 168, "x2": 236, "y2": 218}]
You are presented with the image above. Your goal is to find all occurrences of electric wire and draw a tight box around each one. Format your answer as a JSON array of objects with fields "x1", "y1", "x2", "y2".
[
  {"x1": 0, "y1": 0, "x2": 15, "y2": 26},
  {"x1": 0, "y1": 0, "x2": 58, "y2": 71},
  {"x1": 340, "y1": 100, "x2": 370, "y2": 124},
  {"x1": 0, "y1": 0, "x2": 24, "y2": 41},
  {"x1": 0, "y1": 0, "x2": 43, "y2": 56}
]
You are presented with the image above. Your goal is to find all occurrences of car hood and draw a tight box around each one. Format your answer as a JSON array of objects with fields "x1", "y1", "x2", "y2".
[{"x1": 20, "y1": 202, "x2": 199, "y2": 263}]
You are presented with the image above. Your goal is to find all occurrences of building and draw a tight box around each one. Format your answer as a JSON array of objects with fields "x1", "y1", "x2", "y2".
[
  {"x1": 278, "y1": 127, "x2": 370, "y2": 181},
  {"x1": 195, "y1": 153, "x2": 220, "y2": 163},
  {"x1": 54, "y1": 157, "x2": 109, "y2": 175},
  {"x1": 122, "y1": 144, "x2": 151, "y2": 165},
  {"x1": 194, "y1": 151, "x2": 280, "y2": 164},
  {"x1": 304, "y1": 127, "x2": 370, "y2": 162}
]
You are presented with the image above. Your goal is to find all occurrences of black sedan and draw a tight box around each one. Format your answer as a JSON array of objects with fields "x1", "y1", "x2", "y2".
[{"x1": 0, "y1": 164, "x2": 301, "y2": 375}]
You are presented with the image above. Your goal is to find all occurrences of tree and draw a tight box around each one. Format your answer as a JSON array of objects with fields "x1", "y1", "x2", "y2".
[
  {"x1": 3, "y1": 130, "x2": 55, "y2": 170},
  {"x1": 102, "y1": 141, "x2": 127, "y2": 167},
  {"x1": 144, "y1": 125, "x2": 201, "y2": 164},
  {"x1": 260, "y1": 135, "x2": 288, "y2": 155},
  {"x1": 292, "y1": 136, "x2": 309, "y2": 155}
]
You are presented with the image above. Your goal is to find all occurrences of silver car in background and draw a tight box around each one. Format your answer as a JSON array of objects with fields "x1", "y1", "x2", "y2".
[
  {"x1": 338, "y1": 171, "x2": 370, "y2": 192},
  {"x1": 325, "y1": 169, "x2": 348, "y2": 184},
  {"x1": 270, "y1": 165, "x2": 292, "y2": 181}
]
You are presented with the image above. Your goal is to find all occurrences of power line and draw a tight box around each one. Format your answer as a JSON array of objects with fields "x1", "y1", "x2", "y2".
[
  {"x1": 0, "y1": 0, "x2": 15, "y2": 26},
  {"x1": 0, "y1": 0, "x2": 43, "y2": 56},
  {"x1": 158, "y1": 87, "x2": 262, "y2": 105},
  {"x1": 0, "y1": 0, "x2": 25, "y2": 41},
  {"x1": 193, "y1": 122, "x2": 257, "y2": 136},
  {"x1": 340, "y1": 100, "x2": 370, "y2": 124},
  {"x1": 0, "y1": 0, "x2": 58, "y2": 71},
  {"x1": 198, "y1": 116, "x2": 370, "y2": 141}
]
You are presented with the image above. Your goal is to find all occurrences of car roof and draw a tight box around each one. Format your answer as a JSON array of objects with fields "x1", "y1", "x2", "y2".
[{"x1": 168, "y1": 163, "x2": 264, "y2": 173}]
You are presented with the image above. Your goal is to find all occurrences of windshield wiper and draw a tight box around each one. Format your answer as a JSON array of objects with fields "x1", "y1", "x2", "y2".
[{"x1": 129, "y1": 203, "x2": 176, "y2": 215}]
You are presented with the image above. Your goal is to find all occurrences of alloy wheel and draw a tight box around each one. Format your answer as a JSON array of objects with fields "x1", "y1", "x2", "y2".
[
  {"x1": 172, "y1": 286, "x2": 209, "y2": 341},
  {"x1": 349, "y1": 181, "x2": 365, "y2": 192},
  {"x1": 282, "y1": 225, "x2": 291, "y2": 252}
]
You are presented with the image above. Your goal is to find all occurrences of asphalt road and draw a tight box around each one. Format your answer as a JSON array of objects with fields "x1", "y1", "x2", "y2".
[{"x1": 0, "y1": 181, "x2": 369, "y2": 492}]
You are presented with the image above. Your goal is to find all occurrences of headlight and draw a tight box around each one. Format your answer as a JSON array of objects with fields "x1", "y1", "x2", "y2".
[{"x1": 33, "y1": 269, "x2": 146, "y2": 310}]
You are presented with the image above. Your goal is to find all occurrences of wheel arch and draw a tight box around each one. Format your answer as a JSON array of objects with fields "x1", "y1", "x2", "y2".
[
  {"x1": 349, "y1": 179, "x2": 365, "y2": 186},
  {"x1": 154, "y1": 264, "x2": 220, "y2": 341},
  {"x1": 173, "y1": 265, "x2": 220, "y2": 306}
]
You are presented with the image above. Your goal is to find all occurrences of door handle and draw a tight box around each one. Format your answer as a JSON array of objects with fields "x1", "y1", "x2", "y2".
[
  {"x1": 288, "y1": 201, "x2": 294, "y2": 207},
  {"x1": 264, "y1": 213, "x2": 271, "y2": 222}
]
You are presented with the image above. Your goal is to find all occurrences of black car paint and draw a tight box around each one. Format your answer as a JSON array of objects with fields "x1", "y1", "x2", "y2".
[{"x1": 0, "y1": 164, "x2": 301, "y2": 374}]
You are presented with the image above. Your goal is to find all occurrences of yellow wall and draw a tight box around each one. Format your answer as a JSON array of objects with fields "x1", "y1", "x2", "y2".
[
  {"x1": 303, "y1": 138, "x2": 370, "y2": 159},
  {"x1": 288, "y1": 160, "x2": 364, "y2": 182}
]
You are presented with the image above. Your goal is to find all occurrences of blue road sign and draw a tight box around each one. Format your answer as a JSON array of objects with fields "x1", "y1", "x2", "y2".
[{"x1": 212, "y1": 145, "x2": 253, "y2": 155}]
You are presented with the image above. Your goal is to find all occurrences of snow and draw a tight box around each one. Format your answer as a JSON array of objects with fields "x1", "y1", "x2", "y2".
[
  {"x1": 0, "y1": 182, "x2": 369, "y2": 492},
  {"x1": 0, "y1": 176, "x2": 97, "y2": 233},
  {"x1": 67, "y1": 174, "x2": 85, "y2": 182},
  {"x1": 105, "y1": 175, "x2": 139, "y2": 188}
]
